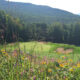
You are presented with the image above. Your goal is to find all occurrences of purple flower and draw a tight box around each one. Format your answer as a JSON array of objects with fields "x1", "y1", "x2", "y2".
[{"x1": 33, "y1": 76, "x2": 36, "y2": 80}]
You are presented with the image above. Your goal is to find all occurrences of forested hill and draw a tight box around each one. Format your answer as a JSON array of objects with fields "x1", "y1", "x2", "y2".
[
  {"x1": 0, "y1": 10, "x2": 80, "y2": 45},
  {"x1": 0, "y1": 0, "x2": 80, "y2": 24}
]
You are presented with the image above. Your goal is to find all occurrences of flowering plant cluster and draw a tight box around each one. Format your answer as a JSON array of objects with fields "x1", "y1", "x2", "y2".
[{"x1": 0, "y1": 49, "x2": 80, "y2": 80}]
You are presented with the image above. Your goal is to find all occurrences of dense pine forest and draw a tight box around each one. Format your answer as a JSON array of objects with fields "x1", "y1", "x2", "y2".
[{"x1": 0, "y1": 10, "x2": 80, "y2": 45}]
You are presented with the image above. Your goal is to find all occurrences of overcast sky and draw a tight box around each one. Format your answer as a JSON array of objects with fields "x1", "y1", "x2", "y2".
[{"x1": 6, "y1": 0, "x2": 80, "y2": 14}]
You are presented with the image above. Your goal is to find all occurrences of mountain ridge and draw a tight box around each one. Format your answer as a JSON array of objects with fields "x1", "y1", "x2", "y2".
[
  {"x1": 0, "y1": 0, "x2": 80, "y2": 24},
  {"x1": 4, "y1": 0, "x2": 77, "y2": 15}
]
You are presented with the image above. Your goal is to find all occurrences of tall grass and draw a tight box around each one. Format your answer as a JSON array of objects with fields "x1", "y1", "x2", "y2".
[{"x1": 0, "y1": 41, "x2": 80, "y2": 80}]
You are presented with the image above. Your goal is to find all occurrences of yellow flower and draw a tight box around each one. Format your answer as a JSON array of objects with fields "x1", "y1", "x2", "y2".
[
  {"x1": 57, "y1": 59, "x2": 62, "y2": 63},
  {"x1": 1, "y1": 49, "x2": 5, "y2": 52},
  {"x1": 41, "y1": 61, "x2": 46, "y2": 65},
  {"x1": 64, "y1": 62, "x2": 69, "y2": 66},
  {"x1": 60, "y1": 64, "x2": 64, "y2": 67},
  {"x1": 77, "y1": 63, "x2": 80, "y2": 68},
  {"x1": 61, "y1": 56, "x2": 65, "y2": 58},
  {"x1": 22, "y1": 57, "x2": 25, "y2": 60},
  {"x1": 2, "y1": 52, "x2": 6, "y2": 54},
  {"x1": 69, "y1": 68, "x2": 73, "y2": 72},
  {"x1": 1, "y1": 49, "x2": 8, "y2": 56},
  {"x1": 72, "y1": 66, "x2": 76, "y2": 69},
  {"x1": 65, "y1": 78, "x2": 68, "y2": 80},
  {"x1": 55, "y1": 67, "x2": 60, "y2": 70},
  {"x1": 68, "y1": 59, "x2": 73, "y2": 62},
  {"x1": 5, "y1": 53, "x2": 8, "y2": 56},
  {"x1": 48, "y1": 69, "x2": 52, "y2": 73},
  {"x1": 1, "y1": 49, "x2": 6, "y2": 54}
]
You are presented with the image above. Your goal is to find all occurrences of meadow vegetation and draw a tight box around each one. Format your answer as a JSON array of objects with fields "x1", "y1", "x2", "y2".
[{"x1": 0, "y1": 41, "x2": 80, "y2": 80}]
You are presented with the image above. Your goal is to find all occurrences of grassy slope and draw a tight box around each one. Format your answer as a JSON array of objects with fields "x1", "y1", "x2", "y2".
[{"x1": 0, "y1": 41, "x2": 80, "y2": 63}]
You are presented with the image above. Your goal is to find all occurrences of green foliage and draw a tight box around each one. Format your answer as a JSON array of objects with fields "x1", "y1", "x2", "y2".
[
  {"x1": 0, "y1": 10, "x2": 22, "y2": 43},
  {"x1": 0, "y1": 10, "x2": 80, "y2": 45}
]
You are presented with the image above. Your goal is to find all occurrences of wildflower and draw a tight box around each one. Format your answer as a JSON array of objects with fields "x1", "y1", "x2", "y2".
[
  {"x1": 64, "y1": 76, "x2": 67, "y2": 79},
  {"x1": 1, "y1": 49, "x2": 5, "y2": 52},
  {"x1": 1, "y1": 49, "x2": 6, "y2": 54},
  {"x1": 77, "y1": 63, "x2": 80, "y2": 68},
  {"x1": 30, "y1": 68, "x2": 34, "y2": 72},
  {"x1": 51, "y1": 58, "x2": 55, "y2": 62},
  {"x1": 22, "y1": 56, "x2": 25, "y2": 60},
  {"x1": 41, "y1": 61, "x2": 46, "y2": 65},
  {"x1": 64, "y1": 76, "x2": 68, "y2": 80},
  {"x1": 48, "y1": 69, "x2": 52, "y2": 73},
  {"x1": 64, "y1": 62, "x2": 69, "y2": 66},
  {"x1": 63, "y1": 76, "x2": 68, "y2": 80},
  {"x1": 61, "y1": 56, "x2": 66, "y2": 59},
  {"x1": 12, "y1": 50, "x2": 18, "y2": 57},
  {"x1": 33, "y1": 75, "x2": 36, "y2": 80},
  {"x1": 2, "y1": 51, "x2": 6, "y2": 54},
  {"x1": 69, "y1": 68, "x2": 73, "y2": 72},
  {"x1": 68, "y1": 59, "x2": 72, "y2": 62},
  {"x1": 60, "y1": 63, "x2": 64, "y2": 68},
  {"x1": 57, "y1": 59, "x2": 62, "y2": 63},
  {"x1": 5, "y1": 53, "x2": 8, "y2": 56},
  {"x1": 1, "y1": 50, "x2": 8, "y2": 56},
  {"x1": 21, "y1": 72, "x2": 23, "y2": 76},
  {"x1": 13, "y1": 53, "x2": 17, "y2": 57},
  {"x1": 72, "y1": 66, "x2": 76, "y2": 69},
  {"x1": 55, "y1": 67, "x2": 60, "y2": 70}
]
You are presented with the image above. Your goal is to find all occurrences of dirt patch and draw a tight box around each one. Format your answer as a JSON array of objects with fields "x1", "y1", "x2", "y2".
[
  {"x1": 39, "y1": 41, "x2": 47, "y2": 44},
  {"x1": 56, "y1": 48, "x2": 73, "y2": 54}
]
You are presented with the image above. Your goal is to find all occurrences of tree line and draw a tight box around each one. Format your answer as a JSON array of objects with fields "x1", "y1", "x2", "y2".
[{"x1": 0, "y1": 10, "x2": 80, "y2": 45}]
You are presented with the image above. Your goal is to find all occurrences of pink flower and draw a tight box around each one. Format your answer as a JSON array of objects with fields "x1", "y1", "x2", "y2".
[{"x1": 21, "y1": 72, "x2": 23, "y2": 76}]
